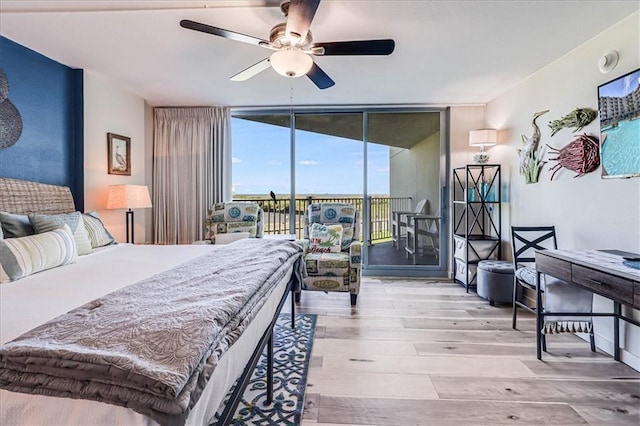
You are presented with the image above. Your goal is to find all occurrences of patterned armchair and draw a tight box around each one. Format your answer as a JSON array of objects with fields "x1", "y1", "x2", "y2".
[
  {"x1": 204, "y1": 202, "x2": 263, "y2": 243},
  {"x1": 299, "y1": 203, "x2": 362, "y2": 306}
]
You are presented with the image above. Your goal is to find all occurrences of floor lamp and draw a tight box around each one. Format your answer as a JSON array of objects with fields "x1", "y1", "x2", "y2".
[{"x1": 106, "y1": 184, "x2": 152, "y2": 244}]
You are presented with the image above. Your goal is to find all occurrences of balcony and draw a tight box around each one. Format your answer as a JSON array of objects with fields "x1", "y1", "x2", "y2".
[{"x1": 233, "y1": 195, "x2": 410, "y2": 242}]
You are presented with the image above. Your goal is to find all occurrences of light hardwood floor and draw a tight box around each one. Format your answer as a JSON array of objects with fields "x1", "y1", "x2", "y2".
[{"x1": 292, "y1": 278, "x2": 640, "y2": 426}]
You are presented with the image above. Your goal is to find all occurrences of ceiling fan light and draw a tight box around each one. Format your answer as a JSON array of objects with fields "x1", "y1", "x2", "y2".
[{"x1": 270, "y1": 48, "x2": 313, "y2": 78}]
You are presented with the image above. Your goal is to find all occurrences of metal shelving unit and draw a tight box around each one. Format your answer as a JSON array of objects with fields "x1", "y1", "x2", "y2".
[{"x1": 452, "y1": 164, "x2": 502, "y2": 291}]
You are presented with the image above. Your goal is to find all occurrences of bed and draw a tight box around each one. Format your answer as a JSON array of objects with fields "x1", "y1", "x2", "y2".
[{"x1": 0, "y1": 177, "x2": 303, "y2": 426}]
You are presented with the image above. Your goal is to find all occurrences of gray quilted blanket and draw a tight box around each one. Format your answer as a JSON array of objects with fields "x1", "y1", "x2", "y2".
[{"x1": 0, "y1": 239, "x2": 303, "y2": 426}]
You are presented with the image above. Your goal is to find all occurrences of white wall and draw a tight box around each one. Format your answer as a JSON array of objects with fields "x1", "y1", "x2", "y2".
[
  {"x1": 484, "y1": 13, "x2": 640, "y2": 369},
  {"x1": 390, "y1": 132, "x2": 442, "y2": 215},
  {"x1": 84, "y1": 71, "x2": 151, "y2": 243}
]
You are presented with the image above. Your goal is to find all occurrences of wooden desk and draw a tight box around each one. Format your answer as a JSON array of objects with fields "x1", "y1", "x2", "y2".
[{"x1": 535, "y1": 249, "x2": 640, "y2": 361}]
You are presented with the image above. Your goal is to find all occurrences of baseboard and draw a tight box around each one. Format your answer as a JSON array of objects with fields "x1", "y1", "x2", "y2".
[{"x1": 576, "y1": 333, "x2": 640, "y2": 372}]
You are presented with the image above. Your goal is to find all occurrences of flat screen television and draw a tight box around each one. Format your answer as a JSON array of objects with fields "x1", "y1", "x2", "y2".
[{"x1": 597, "y1": 68, "x2": 640, "y2": 178}]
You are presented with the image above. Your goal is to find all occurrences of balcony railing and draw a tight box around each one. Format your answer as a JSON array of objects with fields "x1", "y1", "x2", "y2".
[{"x1": 233, "y1": 195, "x2": 412, "y2": 244}]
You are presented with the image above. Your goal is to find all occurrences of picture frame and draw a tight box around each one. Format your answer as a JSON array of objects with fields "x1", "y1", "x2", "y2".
[
  {"x1": 597, "y1": 68, "x2": 640, "y2": 179},
  {"x1": 107, "y1": 132, "x2": 131, "y2": 176}
]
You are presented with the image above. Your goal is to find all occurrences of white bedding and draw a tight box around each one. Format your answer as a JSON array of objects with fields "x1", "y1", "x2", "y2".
[{"x1": 0, "y1": 243, "x2": 292, "y2": 426}]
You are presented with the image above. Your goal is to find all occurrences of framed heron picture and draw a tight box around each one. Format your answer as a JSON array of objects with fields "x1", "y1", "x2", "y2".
[{"x1": 107, "y1": 133, "x2": 131, "y2": 176}]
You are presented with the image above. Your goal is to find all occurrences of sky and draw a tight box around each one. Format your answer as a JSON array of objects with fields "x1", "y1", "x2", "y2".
[
  {"x1": 598, "y1": 69, "x2": 640, "y2": 98},
  {"x1": 231, "y1": 117, "x2": 390, "y2": 196}
]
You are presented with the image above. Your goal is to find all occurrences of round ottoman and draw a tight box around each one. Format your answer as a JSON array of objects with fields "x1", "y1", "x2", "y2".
[{"x1": 477, "y1": 260, "x2": 515, "y2": 306}]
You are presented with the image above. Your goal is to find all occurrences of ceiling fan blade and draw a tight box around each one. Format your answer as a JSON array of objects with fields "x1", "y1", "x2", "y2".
[
  {"x1": 230, "y1": 58, "x2": 272, "y2": 82},
  {"x1": 180, "y1": 19, "x2": 269, "y2": 47},
  {"x1": 285, "y1": 0, "x2": 321, "y2": 42},
  {"x1": 313, "y1": 39, "x2": 395, "y2": 56},
  {"x1": 307, "y1": 62, "x2": 335, "y2": 90}
]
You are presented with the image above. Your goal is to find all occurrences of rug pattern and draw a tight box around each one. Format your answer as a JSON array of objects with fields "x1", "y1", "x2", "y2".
[{"x1": 212, "y1": 313, "x2": 317, "y2": 425}]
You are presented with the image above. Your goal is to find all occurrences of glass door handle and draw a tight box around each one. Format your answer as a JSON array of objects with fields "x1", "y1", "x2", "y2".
[{"x1": 440, "y1": 186, "x2": 447, "y2": 225}]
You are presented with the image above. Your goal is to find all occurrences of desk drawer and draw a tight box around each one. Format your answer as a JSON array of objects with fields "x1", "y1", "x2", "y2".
[
  {"x1": 535, "y1": 253, "x2": 571, "y2": 282},
  {"x1": 572, "y1": 265, "x2": 634, "y2": 305}
]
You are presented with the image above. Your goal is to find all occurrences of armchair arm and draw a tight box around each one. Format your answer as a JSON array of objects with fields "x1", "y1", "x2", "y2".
[
  {"x1": 392, "y1": 210, "x2": 415, "y2": 224},
  {"x1": 349, "y1": 240, "x2": 362, "y2": 267},
  {"x1": 295, "y1": 239, "x2": 310, "y2": 257}
]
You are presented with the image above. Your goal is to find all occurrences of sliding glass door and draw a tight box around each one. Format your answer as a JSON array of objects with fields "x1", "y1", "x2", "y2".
[
  {"x1": 364, "y1": 110, "x2": 448, "y2": 275},
  {"x1": 231, "y1": 108, "x2": 449, "y2": 277},
  {"x1": 294, "y1": 112, "x2": 364, "y2": 238}
]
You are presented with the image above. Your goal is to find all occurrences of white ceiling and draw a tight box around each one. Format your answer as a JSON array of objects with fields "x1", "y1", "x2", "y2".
[{"x1": 1, "y1": 1, "x2": 638, "y2": 108}]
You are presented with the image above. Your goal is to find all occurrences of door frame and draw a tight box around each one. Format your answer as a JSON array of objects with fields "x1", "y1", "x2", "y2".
[{"x1": 230, "y1": 105, "x2": 451, "y2": 278}]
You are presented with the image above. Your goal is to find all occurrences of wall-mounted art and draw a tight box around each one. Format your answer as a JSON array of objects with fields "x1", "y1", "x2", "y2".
[
  {"x1": 518, "y1": 110, "x2": 548, "y2": 184},
  {"x1": 548, "y1": 107, "x2": 597, "y2": 136},
  {"x1": 0, "y1": 68, "x2": 23, "y2": 149},
  {"x1": 107, "y1": 132, "x2": 131, "y2": 176},
  {"x1": 597, "y1": 68, "x2": 640, "y2": 179},
  {"x1": 547, "y1": 134, "x2": 600, "y2": 180}
]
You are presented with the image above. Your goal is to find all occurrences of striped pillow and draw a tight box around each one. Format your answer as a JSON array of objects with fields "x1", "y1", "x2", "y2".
[
  {"x1": 28, "y1": 212, "x2": 92, "y2": 256},
  {"x1": 83, "y1": 212, "x2": 116, "y2": 248},
  {"x1": 0, "y1": 224, "x2": 77, "y2": 284}
]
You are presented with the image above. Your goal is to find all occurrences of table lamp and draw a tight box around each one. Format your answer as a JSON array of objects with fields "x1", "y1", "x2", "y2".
[
  {"x1": 106, "y1": 184, "x2": 152, "y2": 243},
  {"x1": 469, "y1": 129, "x2": 497, "y2": 164}
]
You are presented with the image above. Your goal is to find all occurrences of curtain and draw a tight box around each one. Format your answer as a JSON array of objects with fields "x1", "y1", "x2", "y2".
[{"x1": 153, "y1": 107, "x2": 230, "y2": 244}]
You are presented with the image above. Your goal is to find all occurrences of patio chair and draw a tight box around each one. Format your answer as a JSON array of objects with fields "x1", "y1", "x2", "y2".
[
  {"x1": 391, "y1": 199, "x2": 428, "y2": 249},
  {"x1": 204, "y1": 201, "x2": 263, "y2": 243},
  {"x1": 405, "y1": 214, "x2": 440, "y2": 264},
  {"x1": 511, "y1": 226, "x2": 594, "y2": 352},
  {"x1": 298, "y1": 202, "x2": 361, "y2": 306}
]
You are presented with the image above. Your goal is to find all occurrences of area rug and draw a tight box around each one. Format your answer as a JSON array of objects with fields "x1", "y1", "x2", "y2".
[{"x1": 212, "y1": 313, "x2": 317, "y2": 426}]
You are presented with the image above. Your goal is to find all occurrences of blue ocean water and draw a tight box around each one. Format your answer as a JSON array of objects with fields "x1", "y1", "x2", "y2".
[{"x1": 601, "y1": 119, "x2": 640, "y2": 177}]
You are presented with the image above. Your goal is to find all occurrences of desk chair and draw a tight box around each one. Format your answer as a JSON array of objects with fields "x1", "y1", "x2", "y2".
[
  {"x1": 511, "y1": 226, "x2": 594, "y2": 352},
  {"x1": 392, "y1": 199, "x2": 428, "y2": 249}
]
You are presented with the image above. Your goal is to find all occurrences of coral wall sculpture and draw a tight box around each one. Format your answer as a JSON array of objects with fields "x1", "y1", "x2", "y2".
[
  {"x1": 548, "y1": 107, "x2": 597, "y2": 136},
  {"x1": 547, "y1": 133, "x2": 600, "y2": 180},
  {"x1": 518, "y1": 110, "x2": 549, "y2": 184},
  {"x1": 0, "y1": 68, "x2": 24, "y2": 149}
]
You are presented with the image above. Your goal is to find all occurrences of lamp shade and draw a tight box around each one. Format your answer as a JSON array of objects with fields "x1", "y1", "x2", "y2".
[
  {"x1": 270, "y1": 48, "x2": 313, "y2": 78},
  {"x1": 106, "y1": 184, "x2": 152, "y2": 210},
  {"x1": 469, "y1": 129, "x2": 498, "y2": 147}
]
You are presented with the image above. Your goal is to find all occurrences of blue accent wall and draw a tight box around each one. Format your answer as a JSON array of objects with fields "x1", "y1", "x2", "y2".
[{"x1": 0, "y1": 36, "x2": 84, "y2": 211}]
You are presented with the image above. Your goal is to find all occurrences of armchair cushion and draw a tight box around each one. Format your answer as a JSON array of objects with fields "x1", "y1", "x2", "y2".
[
  {"x1": 305, "y1": 252, "x2": 351, "y2": 272},
  {"x1": 309, "y1": 223, "x2": 343, "y2": 253},
  {"x1": 307, "y1": 203, "x2": 358, "y2": 250},
  {"x1": 301, "y1": 202, "x2": 361, "y2": 302},
  {"x1": 205, "y1": 202, "x2": 263, "y2": 240},
  {"x1": 209, "y1": 202, "x2": 259, "y2": 223}
]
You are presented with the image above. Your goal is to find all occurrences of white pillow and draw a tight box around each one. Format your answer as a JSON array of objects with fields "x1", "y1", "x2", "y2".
[
  {"x1": 0, "y1": 224, "x2": 78, "y2": 284},
  {"x1": 309, "y1": 223, "x2": 343, "y2": 253}
]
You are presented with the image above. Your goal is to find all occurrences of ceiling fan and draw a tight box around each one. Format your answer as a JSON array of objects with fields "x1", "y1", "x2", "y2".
[{"x1": 180, "y1": 0, "x2": 395, "y2": 89}]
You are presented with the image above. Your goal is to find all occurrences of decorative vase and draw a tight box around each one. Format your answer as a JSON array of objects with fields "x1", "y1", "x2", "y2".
[
  {"x1": 468, "y1": 186, "x2": 477, "y2": 202},
  {"x1": 479, "y1": 182, "x2": 495, "y2": 201},
  {"x1": 473, "y1": 152, "x2": 490, "y2": 164}
]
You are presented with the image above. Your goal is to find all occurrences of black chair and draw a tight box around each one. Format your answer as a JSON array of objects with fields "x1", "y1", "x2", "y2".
[{"x1": 511, "y1": 226, "x2": 595, "y2": 352}]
